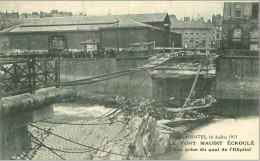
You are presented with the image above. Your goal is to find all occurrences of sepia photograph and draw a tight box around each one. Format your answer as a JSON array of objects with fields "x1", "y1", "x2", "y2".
[{"x1": 0, "y1": 0, "x2": 259, "y2": 160}]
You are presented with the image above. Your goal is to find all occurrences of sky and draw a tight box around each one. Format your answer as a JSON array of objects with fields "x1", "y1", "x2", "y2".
[{"x1": 0, "y1": 1, "x2": 226, "y2": 20}]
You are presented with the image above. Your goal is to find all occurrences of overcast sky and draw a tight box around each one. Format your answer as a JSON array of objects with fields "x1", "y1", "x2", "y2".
[{"x1": 0, "y1": 1, "x2": 229, "y2": 20}]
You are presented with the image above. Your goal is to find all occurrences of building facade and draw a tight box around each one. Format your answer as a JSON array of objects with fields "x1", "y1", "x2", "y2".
[
  {"x1": 0, "y1": 13, "x2": 182, "y2": 53},
  {"x1": 222, "y1": 2, "x2": 259, "y2": 50},
  {"x1": 170, "y1": 17, "x2": 212, "y2": 50},
  {"x1": 210, "y1": 14, "x2": 223, "y2": 49}
]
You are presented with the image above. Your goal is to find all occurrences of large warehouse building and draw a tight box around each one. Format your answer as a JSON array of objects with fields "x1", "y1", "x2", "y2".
[{"x1": 0, "y1": 13, "x2": 181, "y2": 52}]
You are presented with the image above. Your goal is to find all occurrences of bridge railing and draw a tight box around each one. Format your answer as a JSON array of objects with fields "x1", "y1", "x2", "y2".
[{"x1": 0, "y1": 53, "x2": 60, "y2": 99}]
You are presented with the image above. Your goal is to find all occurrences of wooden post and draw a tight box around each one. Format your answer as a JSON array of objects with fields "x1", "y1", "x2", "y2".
[
  {"x1": 206, "y1": 50, "x2": 209, "y2": 76},
  {"x1": 13, "y1": 63, "x2": 18, "y2": 91},
  {"x1": 31, "y1": 55, "x2": 36, "y2": 94},
  {"x1": 0, "y1": 68, "x2": 2, "y2": 101},
  {"x1": 28, "y1": 56, "x2": 33, "y2": 94},
  {"x1": 172, "y1": 42, "x2": 175, "y2": 54},
  {"x1": 44, "y1": 60, "x2": 48, "y2": 86},
  {"x1": 28, "y1": 55, "x2": 36, "y2": 94},
  {"x1": 55, "y1": 52, "x2": 60, "y2": 88}
]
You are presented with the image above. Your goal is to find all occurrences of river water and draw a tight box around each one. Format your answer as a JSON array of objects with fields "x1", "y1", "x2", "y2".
[{"x1": 152, "y1": 116, "x2": 259, "y2": 160}]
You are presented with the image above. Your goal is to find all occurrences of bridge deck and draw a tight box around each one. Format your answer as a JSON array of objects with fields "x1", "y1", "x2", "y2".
[{"x1": 0, "y1": 87, "x2": 76, "y2": 116}]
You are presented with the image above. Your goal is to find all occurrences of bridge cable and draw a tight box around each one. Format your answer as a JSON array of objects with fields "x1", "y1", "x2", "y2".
[
  {"x1": 28, "y1": 123, "x2": 145, "y2": 157},
  {"x1": 26, "y1": 65, "x2": 161, "y2": 158},
  {"x1": 29, "y1": 131, "x2": 66, "y2": 160},
  {"x1": 66, "y1": 67, "x2": 152, "y2": 123},
  {"x1": 106, "y1": 69, "x2": 151, "y2": 118},
  {"x1": 30, "y1": 120, "x2": 129, "y2": 155},
  {"x1": 38, "y1": 120, "x2": 125, "y2": 126},
  {"x1": 29, "y1": 69, "x2": 152, "y2": 157},
  {"x1": 28, "y1": 121, "x2": 186, "y2": 159}
]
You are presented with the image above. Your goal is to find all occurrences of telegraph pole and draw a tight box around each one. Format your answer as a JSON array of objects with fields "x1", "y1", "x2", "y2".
[
  {"x1": 116, "y1": 19, "x2": 119, "y2": 51},
  {"x1": 81, "y1": 0, "x2": 85, "y2": 16}
]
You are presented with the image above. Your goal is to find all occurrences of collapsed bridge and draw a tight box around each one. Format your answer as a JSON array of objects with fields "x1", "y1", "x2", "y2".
[{"x1": 0, "y1": 51, "x2": 216, "y2": 159}]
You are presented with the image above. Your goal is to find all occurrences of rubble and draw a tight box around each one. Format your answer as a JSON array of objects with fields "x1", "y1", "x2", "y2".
[
  {"x1": 27, "y1": 115, "x2": 173, "y2": 160},
  {"x1": 76, "y1": 93, "x2": 126, "y2": 106},
  {"x1": 76, "y1": 93, "x2": 215, "y2": 121},
  {"x1": 187, "y1": 95, "x2": 216, "y2": 107},
  {"x1": 94, "y1": 115, "x2": 172, "y2": 160},
  {"x1": 20, "y1": 93, "x2": 214, "y2": 160}
]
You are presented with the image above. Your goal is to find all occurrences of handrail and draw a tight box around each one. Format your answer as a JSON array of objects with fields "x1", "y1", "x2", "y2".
[
  {"x1": 0, "y1": 53, "x2": 54, "y2": 58},
  {"x1": 0, "y1": 54, "x2": 60, "y2": 99}
]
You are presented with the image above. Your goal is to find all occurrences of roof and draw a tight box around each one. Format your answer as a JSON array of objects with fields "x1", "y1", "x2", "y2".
[
  {"x1": 0, "y1": 18, "x2": 39, "y2": 29},
  {"x1": 100, "y1": 20, "x2": 164, "y2": 31},
  {"x1": 170, "y1": 31, "x2": 182, "y2": 35},
  {"x1": 0, "y1": 25, "x2": 20, "y2": 33},
  {"x1": 130, "y1": 42, "x2": 154, "y2": 46},
  {"x1": 170, "y1": 18, "x2": 212, "y2": 29},
  {"x1": 20, "y1": 13, "x2": 168, "y2": 27},
  {"x1": 1, "y1": 20, "x2": 164, "y2": 33},
  {"x1": 3, "y1": 24, "x2": 103, "y2": 33},
  {"x1": 0, "y1": 13, "x2": 168, "y2": 34}
]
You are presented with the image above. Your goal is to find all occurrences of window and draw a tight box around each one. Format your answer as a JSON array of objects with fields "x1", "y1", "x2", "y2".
[
  {"x1": 235, "y1": 4, "x2": 241, "y2": 18},
  {"x1": 202, "y1": 33, "x2": 206, "y2": 39},
  {"x1": 184, "y1": 33, "x2": 188, "y2": 39},
  {"x1": 190, "y1": 33, "x2": 194, "y2": 39},
  {"x1": 250, "y1": 29, "x2": 259, "y2": 42},
  {"x1": 252, "y1": 3, "x2": 259, "y2": 19},
  {"x1": 184, "y1": 41, "x2": 188, "y2": 48},
  {"x1": 233, "y1": 28, "x2": 241, "y2": 38},
  {"x1": 233, "y1": 28, "x2": 242, "y2": 41},
  {"x1": 196, "y1": 33, "x2": 199, "y2": 39}
]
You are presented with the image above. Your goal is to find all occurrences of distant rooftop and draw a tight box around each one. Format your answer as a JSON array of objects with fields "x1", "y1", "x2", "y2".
[
  {"x1": 100, "y1": 20, "x2": 164, "y2": 31},
  {"x1": 18, "y1": 13, "x2": 168, "y2": 26},
  {"x1": 0, "y1": 20, "x2": 164, "y2": 33},
  {"x1": 170, "y1": 17, "x2": 212, "y2": 29}
]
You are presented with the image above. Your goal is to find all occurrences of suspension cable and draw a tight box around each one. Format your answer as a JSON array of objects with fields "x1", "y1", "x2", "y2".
[
  {"x1": 29, "y1": 132, "x2": 65, "y2": 160},
  {"x1": 28, "y1": 123, "x2": 133, "y2": 157},
  {"x1": 39, "y1": 119, "x2": 125, "y2": 125}
]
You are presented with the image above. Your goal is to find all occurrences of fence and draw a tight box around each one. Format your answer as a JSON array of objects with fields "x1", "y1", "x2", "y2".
[{"x1": 0, "y1": 53, "x2": 60, "y2": 98}]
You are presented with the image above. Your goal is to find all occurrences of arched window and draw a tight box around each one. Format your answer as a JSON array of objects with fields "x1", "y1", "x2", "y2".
[
  {"x1": 233, "y1": 28, "x2": 242, "y2": 41},
  {"x1": 48, "y1": 35, "x2": 67, "y2": 51},
  {"x1": 250, "y1": 29, "x2": 259, "y2": 42},
  {"x1": 235, "y1": 4, "x2": 241, "y2": 18},
  {"x1": 0, "y1": 37, "x2": 10, "y2": 49}
]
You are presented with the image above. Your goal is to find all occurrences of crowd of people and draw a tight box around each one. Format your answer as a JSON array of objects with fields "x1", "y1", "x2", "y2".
[
  {"x1": 0, "y1": 49, "x2": 135, "y2": 59},
  {"x1": 60, "y1": 49, "x2": 132, "y2": 58}
]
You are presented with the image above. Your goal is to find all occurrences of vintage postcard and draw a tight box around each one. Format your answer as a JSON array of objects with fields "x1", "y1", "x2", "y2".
[{"x1": 0, "y1": 1, "x2": 259, "y2": 160}]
